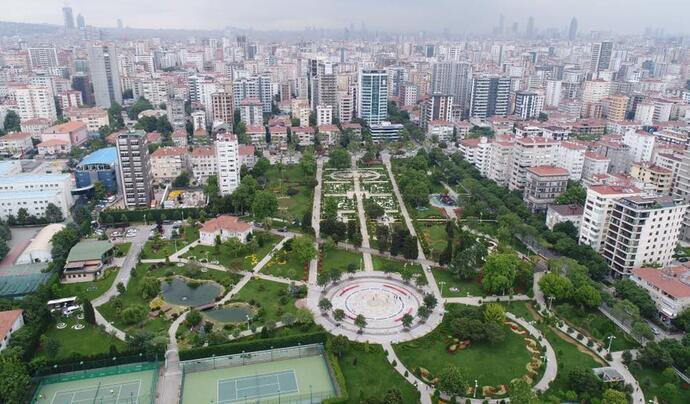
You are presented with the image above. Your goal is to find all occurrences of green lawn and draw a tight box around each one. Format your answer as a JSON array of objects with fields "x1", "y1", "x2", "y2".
[
  {"x1": 500, "y1": 302, "x2": 606, "y2": 398},
  {"x1": 419, "y1": 224, "x2": 447, "y2": 260},
  {"x1": 394, "y1": 305, "x2": 532, "y2": 388},
  {"x1": 265, "y1": 165, "x2": 314, "y2": 220},
  {"x1": 54, "y1": 267, "x2": 119, "y2": 301},
  {"x1": 114, "y1": 242, "x2": 132, "y2": 256},
  {"x1": 141, "y1": 226, "x2": 199, "y2": 259},
  {"x1": 413, "y1": 207, "x2": 445, "y2": 220},
  {"x1": 261, "y1": 249, "x2": 307, "y2": 281},
  {"x1": 322, "y1": 248, "x2": 364, "y2": 272},
  {"x1": 371, "y1": 256, "x2": 423, "y2": 276},
  {"x1": 431, "y1": 267, "x2": 485, "y2": 297},
  {"x1": 555, "y1": 304, "x2": 640, "y2": 351},
  {"x1": 230, "y1": 278, "x2": 300, "y2": 326},
  {"x1": 338, "y1": 343, "x2": 419, "y2": 403},
  {"x1": 632, "y1": 366, "x2": 690, "y2": 404},
  {"x1": 183, "y1": 232, "x2": 282, "y2": 272},
  {"x1": 38, "y1": 317, "x2": 126, "y2": 361}
]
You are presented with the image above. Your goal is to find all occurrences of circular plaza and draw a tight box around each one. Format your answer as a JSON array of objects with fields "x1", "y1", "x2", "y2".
[{"x1": 313, "y1": 273, "x2": 442, "y2": 344}]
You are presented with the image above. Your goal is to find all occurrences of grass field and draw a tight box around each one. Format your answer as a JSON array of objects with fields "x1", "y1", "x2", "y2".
[
  {"x1": 338, "y1": 343, "x2": 419, "y2": 403},
  {"x1": 38, "y1": 316, "x2": 126, "y2": 361},
  {"x1": 500, "y1": 302, "x2": 606, "y2": 397},
  {"x1": 183, "y1": 232, "x2": 282, "y2": 272},
  {"x1": 265, "y1": 165, "x2": 314, "y2": 220},
  {"x1": 431, "y1": 267, "x2": 485, "y2": 297},
  {"x1": 419, "y1": 223, "x2": 447, "y2": 258},
  {"x1": 321, "y1": 248, "x2": 364, "y2": 272},
  {"x1": 55, "y1": 268, "x2": 118, "y2": 301},
  {"x1": 371, "y1": 256, "x2": 423, "y2": 277},
  {"x1": 394, "y1": 305, "x2": 532, "y2": 388},
  {"x1": 554, "y1": 304, "x2": 640, "y2": 351},
  {"x1": 413, "y1": 207, "x2": 446, "y2": 220},
  {"x1": 231, "y1": 279, "x2": 300, "y2": 326},
  {"x1": 141, "y1": 226, "x2": 199, "y2": 259},
  {"x1": 114, "y1": 242, "x2": 132, "y2": 256},
  {"x1": 261, "y1": 249, "x2": 307, "y2": 281}
]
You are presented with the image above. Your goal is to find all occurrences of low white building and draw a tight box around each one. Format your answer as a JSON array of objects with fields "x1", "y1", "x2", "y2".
[
  {"x1": 0, "y1": 309, "x2": 24, "y2": 351},
  {"x1": 190, "y1": 146, "x2": 217, "y2": 184},
  {"x1": 16, "y1": 223, "x2": 65, "y2": 264},
  {"x1": 545, "y1": 204, "x2": 583, "y2": 231},
  {"x1": 150, "y1": 146, "x2": 189, "y2": 181},
  {"x1": 0, "y1": 173, "x2": 74, "y2": 220},
  {"x1": 199, "y1": 215, "x2": 253, "y2": 246},
  {"x1": 631, "y1": 265, "x2": 690, "y2": 320},
  {"x1": 0, "y1": 132, "x2": 33, "y2": 156},
  {"x1": 428, "y1": 120, "x2": 455, "y2": 143}
]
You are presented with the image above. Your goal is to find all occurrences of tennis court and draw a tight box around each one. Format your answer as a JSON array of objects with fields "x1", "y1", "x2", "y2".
[
  {"x1": 218, "y1": 370, "x2": 298, "y2": 403},
  {"x1": 32, "y1": 363, "x2": 158, "y2": 404},
  {"x1": 182, "y1": 346, "x2": 337, "y2": 403}
]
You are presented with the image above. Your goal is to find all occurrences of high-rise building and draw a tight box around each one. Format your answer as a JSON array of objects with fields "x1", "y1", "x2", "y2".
[
  {"x1": 72, "y1": 74, "x2": 95, "y2": 106},
  {"x1": 337, "y1": 92, "x2": 354, "y2": 124},
  {"x1": 526, "y1": 16, "x2": 535, "y2": 38},
  {"x1": 357, "y1": 69, "x2": 388, "y2": 126},
  {"x1": 116, "y1": 130, "x2": 153, "y2": 209},
  {"x1": 514, "y1": 91, "x2": 544, "y2": 120},
  {"x1": 469, "y1": 75, "x2": 511, "y2": 119},
  {"x1": 602, "y1": 95, "x2": 629, "y2": 121},
  {"x1": 14, "y1": 86, "x2": 57, "y2": 121},
  {"x1": 76, "y1": 14, "x2": 85, "y2": 30},
  {"x1": 211, "y1": 92, "x2": 234, "y2": 127},
  {"x1": 216, "y1": 134, "x2": 240, "y2": 196},
  {"x1": 28, "y1": 48, "x2": 59, "y2": 70},
  {"x1": 603, "y1": 195, "x2": 687, "y2": 276},
  {"x1": 431, "y1": 62, "x2": 472, "y2": 113},
  {"x1": 421, "y1": 94, "x2": 453, "y2": 130},
  {"x1": 62, "y1": 6, "x2": 75, "y2": 30},
  {"x1": 568, "y1": 18, "x2": 578, "y2": 41},
  {"x1": 590, "y1": 41, "x2": 613, "y2": 74},
  {"x1": 232, "y1": 74, "x2": 272, "y2": 114},
  {"x1": 399, "y1": 83, "x2": 418, "y2": 107},
  {"x1": 545, "y1": 80, "x2": 562, "y2": 107},
  {"x1": 579, "y1": 185, "x2": 642, "y2": 253},
  {"x1": 239, "y1": 98, "x2": 263, "y2": 126},
  {"x1": 88, "y1": 44, "x2": 123, "y2": 108},
  {"x1": 316, "y1": 105, "x2": 333, "y2": 126}
]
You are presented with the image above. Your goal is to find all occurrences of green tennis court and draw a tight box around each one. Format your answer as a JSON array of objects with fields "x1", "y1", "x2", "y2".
[
  {"x1": 182, "y1": 354, "x2": 336, "y2": 403},
  {"x1": 32, "y1": 363, "x2": 158, "y2": 404},
  {"x1": 218, "y1": 370, "x2": 298, "y2": 403}
]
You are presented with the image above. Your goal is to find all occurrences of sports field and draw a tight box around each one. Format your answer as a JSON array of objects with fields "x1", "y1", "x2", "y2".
[
  {"x1": 181, "y1": 354, "x2": 336, "y2": 403},
  {"x1": 32, "y1": 363, "x2": 158, "y2": 404}
]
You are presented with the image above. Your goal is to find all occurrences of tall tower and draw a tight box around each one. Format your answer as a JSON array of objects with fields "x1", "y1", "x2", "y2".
[
  {"x1": 116, "y1": 130, "x2": 153, "y2": 209},
  {"x1": 526, "y1": 16, "x2": 535, "y2": 38},
  {"x1": 469, "y1": 75, "x2": 511, "y2": 118},
  {"x1": 88, "y1": 44, "x2": 123, "y2": 108},
  {"x1": 568, "y1": 18, "x2": 578, "y2": 41},
  {"x1": 62, "y1": 6, "x2": 75, "y2": 30},
  {"x1": 76, "y1": 14, "x2": 85, "y2": 30},
  {"x1": 216, "y1": 134, "x2": 240, "y2": 196},
  {"x1": 357, "y1": 69, "x2": 388, "y2": 126},
  {"x1": 591, "y1": 41, "x2": 613, "y2": 75}
]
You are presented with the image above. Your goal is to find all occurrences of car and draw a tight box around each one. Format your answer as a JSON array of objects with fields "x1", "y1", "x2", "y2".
[
  {"x1": 679, "y1": 257, "x2": 689, "y2": 263},
  {"x1": 652, "y1": 327, "x2": 660, "y2": 335},
  {"x1": 279, "y1": 227, "x2": 287, "y2": 232}
]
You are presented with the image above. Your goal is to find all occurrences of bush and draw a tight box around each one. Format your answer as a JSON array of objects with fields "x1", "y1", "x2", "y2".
[{"x1": 178, "y1": 332, "x2": 328, "y2": 361}]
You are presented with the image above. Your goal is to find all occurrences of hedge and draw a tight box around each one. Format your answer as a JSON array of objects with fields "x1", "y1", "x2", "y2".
[
  {"x1": 178, "y1": 331, "x2": 328, "y2": 361},
  {"x1": 99, "y1": 207, "x2": 203, "y2": 224},
  {"x1": 322, "y1": 352, "x2": 349, "y2": 403},
  {"x1": 34, "y1": 348, "x2": 163, "y2": 377}
]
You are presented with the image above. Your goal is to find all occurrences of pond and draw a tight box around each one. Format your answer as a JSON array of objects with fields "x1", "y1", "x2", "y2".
[
  {"x1": 203, "y1": 303, "x2": 255, "y2": 323},
  {"x1": 160, "y1": 277, "x2": 222, "y2": 307}
]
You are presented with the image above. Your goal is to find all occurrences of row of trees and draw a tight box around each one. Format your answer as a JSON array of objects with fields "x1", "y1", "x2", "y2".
[{"x1": 6, "y1": 204, "x2": 64, "y2": 226}]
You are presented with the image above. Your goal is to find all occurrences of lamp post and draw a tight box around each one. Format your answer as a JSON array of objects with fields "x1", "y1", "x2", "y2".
[
  {"x1": 474, "y1": 380, "x2": 478, "y2": 398},
  {"x1": 607, "y1": 335, "x2": 616, "y2": 352},
  {"x1": 439, "y1": 281, "x2": 446, "y2": 296}
]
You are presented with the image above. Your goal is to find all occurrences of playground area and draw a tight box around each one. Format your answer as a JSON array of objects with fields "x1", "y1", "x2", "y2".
[
  {"x1": 31, "y1": 362, "x2": 159, "y2": 404},
  {"x1": 181, "y1": 344, "x2": 337, "y2": 403}
]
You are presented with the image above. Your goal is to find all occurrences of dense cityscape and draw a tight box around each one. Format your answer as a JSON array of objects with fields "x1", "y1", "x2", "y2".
[{"x1": 0, "y1": 2, "x2": 689, "y2": 403}]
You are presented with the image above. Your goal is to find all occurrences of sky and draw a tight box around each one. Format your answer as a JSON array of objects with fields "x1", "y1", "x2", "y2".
[{"x1": 3, "y1": 0, "x2": 690, "y2": 35}]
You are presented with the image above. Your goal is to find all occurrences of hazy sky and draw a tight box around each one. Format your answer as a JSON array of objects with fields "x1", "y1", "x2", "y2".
[{"x1": 4, "y1": 0, "x2": 690, "y2": 34}]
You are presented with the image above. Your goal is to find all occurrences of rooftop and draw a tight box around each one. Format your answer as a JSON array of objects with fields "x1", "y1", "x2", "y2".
[
  {"x1": 151, "y1": 146, "x2": 187, "y2": 157},
  {"x1": 632, "y1": 265, "x2": 690, "y2": 299},
  {"x1": 66, "y1": 240, "x2": 113, "y2": 262},
  {"x1": 0, "y1": 309, "x2": 23, "y2": 340},
  {"x1": 200, "y1": 215, "x2": 252, "y2": 234},
  {"x1": 1, "y1": 132, "x2": 32, "y2": 141},
  {"x1": 548, "y1": 204, "x2": 583, "y2": 217},
  {"x1": 0, "y1": 173, "x2": 71, "y2": 186},
  {"x1": 528, "y1": 166, "x2": 569, "y2": 177},
  {"x1": 46, "y1": 121, "x2": 86, "y2": 133},
  {"x1": 78, "y1": 147, "x2": 118, "y2": 168}
]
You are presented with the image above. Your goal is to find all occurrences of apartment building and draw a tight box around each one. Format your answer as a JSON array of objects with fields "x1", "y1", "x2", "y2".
[
  {"x1": 116, "y1": 130, "x2": 153, "y2": 208},
  {"x1": 579, "y1": 185, "x2": 642, "y2": 252},
  {"x1": 631, "y1": 265, "x2": 690, "y2": 320},
  {"x1": 556, "y1": 141, "x2": 586, "y2": 181},
  {"x1": 216, "y1": 134, "x2": 240, "y2": 196},
  {"x1": 630, "y1": 162, "x2": 673, "y2": 196},
  {"x1": 523, "y1": 166, "x2": 570, "y2": 212},
  {"x1": 65, "y1": 107, "x2": 110, "y2": 133},
  {"x1": 603, "y1": 195, "x2": 687, "y2": 276},
  {"x1": 508, "y1": 137, "x2": 559, "y2": 191},
  {"x1": 190, "y1": 146, "x2": 217, "y2": 184},
  {"x1": 150, "y1": 146, "x2": 189, "y2": 182}
]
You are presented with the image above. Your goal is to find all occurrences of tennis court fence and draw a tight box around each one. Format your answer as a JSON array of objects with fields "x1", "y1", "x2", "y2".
[
  {"x1": 182, "y1": 343, "x2": 325, "y2": 374},
  {"x1": 38, "y1": 361, "x2": 160, "y2": 385}
]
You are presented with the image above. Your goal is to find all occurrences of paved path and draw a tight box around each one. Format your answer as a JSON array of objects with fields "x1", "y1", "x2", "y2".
[
  {"x1": 382, "y1": 342, "x2": 432, "y2": 404},
  {"x1": 609, "y1": 351, "x2": 645, "y2": 404},
  {"x1": 312, "y1": 158, "x2": 324, "y2": 239},
  {"x1": 445, "y1": 295, "x2": 531, "y2": 305},
  {"x1": 351, "y1": 155, "x2": 374, "y2": 272},
  {"x1": 156, "y1": 311, "x2": 186, "y2": 404},
  {"x1": 507, "y1": 313, "x2": 557, "y2": 392}
]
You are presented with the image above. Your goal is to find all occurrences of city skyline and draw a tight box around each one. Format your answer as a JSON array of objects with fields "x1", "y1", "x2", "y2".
[{"x1": 3, "y1": 0, "x2": 690, "y2": 35}]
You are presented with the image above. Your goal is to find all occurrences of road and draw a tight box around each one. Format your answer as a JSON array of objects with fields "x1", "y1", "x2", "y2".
[{"x1": 351, "y1": 155, "x2": 374, "y2": 272}]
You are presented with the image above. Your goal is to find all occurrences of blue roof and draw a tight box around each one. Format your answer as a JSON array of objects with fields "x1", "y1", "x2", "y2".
[
  {"x1": 0, "y1": 161, "x2": 19, "y2": 176},
  {"x1": 78, "y1": 147, "x2": 118, "y2": 168}
]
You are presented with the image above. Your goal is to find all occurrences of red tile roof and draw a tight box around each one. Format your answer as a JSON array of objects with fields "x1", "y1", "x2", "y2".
[
  {"x1": 239, "y1": 145, "x2": 255, "y2": 156},
  {"x1": 632, "y1": 266, "x2": 690, "y2": 299},
  {"x1": 151, "y1": 146, "x2": 187, "y2": 157},
  {"x1": 191, "y1": 146, "x2": 215, "y2": 156},
  {"x1": 200, "y1": 215, "x2": 252, "y2": 234},
  {"x1": 46, "y1": 121, "x2": 86, "y2": 133},
  {"x1": 527, "y1": 166, "x2": 569, "y2": 177},
  {"x1": 0, "y1": 309, "x2": 22, "y2": 342}
]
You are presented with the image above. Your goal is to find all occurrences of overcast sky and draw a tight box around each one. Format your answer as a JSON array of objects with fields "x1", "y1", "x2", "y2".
[{"x1": 4, "y1": 0, "x2": 689, "y2": 34}]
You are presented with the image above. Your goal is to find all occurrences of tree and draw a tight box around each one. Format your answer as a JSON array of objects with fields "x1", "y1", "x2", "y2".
[
  {"x1": 659, "y1": 383, "x2": 678, "y2": 403},
  {"x1": 401, "y1": 313, "x2": 414, "y2": 329},
  {"x1": 186, "y1": 310, "x2": 203, "y2": 328},
  {"x1": 376, "y1": 225, "x2": 390, "y2": 253},
  {"x1": 539, "y1": 272, "x2": 573, "y2": 301},
  {"x1": 140, "y1": 277, "x2": 160, "y2": 299},
  {"x1": 364, "y1": 199, "x2": 385, "y2": 219},
  {"x1": 322, "y1": 198, "x2": 339, "y2": 221},
  {"x1": 292, "y1": 236, "x2": 316, "y2": 265},
  {"x1": 3, "y1": 111, "x2": 21, "y2": 132},
  {"x1": 44, "y1": 338, "x2": 61, "y2": 359},
  {"x1": 436, "y1": 366, "x2": 469, "y2": 396},
  {"x1": 554, "y1": 182, "x2": 586, "y2": 205},
  {"x1": 382, "y1": 389, "x2": 404, "y2": 404},
  {"x1": 116, "y1": 282, "x2": 126, "y2": 294},
  {"x1": 0, "y1": 355, "x2": 30, "y2": 403},
  {"x1": 601, "y1": 389, "x2": 627, "y2": 404},
  {"x1": 121, "y1": 305, "x2": 147, "y2": 325},
  {"x1": 173, "y1": 172, "x2": 190, "y2": 188},
  {"x1": 333, "y1": 308, "x2": 345, "y2": 322},
  {"x1": 632, "y1": 321, "x2": 654, "y2": 340},
  {"x1": 566, "y1": 368, "x2": 602, "y2": 394},
  {"x1": 400, "y1": 267, "x2": 414, "y2": 283},
  {"x1": 481, "y1": 253, "x2": 521, "y2": 294},
  {"x1": 573, "y1": 284, "x2": 601, "y2": 309},
  {"x1": 317, "y1": 271, "x2": 330, "y2": 287},
  {"x1": 423, "y1": 293, "x2": 438, "y2": 309},
  {"x1": 509, "y1": 379, "x2": 539, "y2": 404},
  {"x1": 354, "y1": 314, "x2": 367, "y2": 332},
  {"x1": 553, "y1": 221, "x2": 579, "y2": 240},
  {"x1": 612, "y1": 299, "x2": 640, "y2": 324},
  {"x1": 82, "y1": 300, "x2": 96, "y2": 325},
  {"x1": 128, "y1": 96, "x2": 154, "y2": 119},
  {"x1": 483, "y1": 303, "x2": 506, "y2": 324},
  {"x1": 328, "y1": 148, "x2": 350, "y2": 169},
  {"x1": 615, "y1": 279, "x2": 658, "y2": 319},
  {"x1": 417, "y1": 305, "x2": 431, "y2": 322},
  {"x1": 326, "y1": 335, "x2": 350, "y2": 357},
  {"x1": 329, "y1": 267, "x2": 342, "y2": 284},
  {"x1": 45, "y1": 203, "x2": 64, "y2": 223},
  {"x1": 318, "y1": 298, "x2": 332, "y2": 312},
  {"x1": 251, "y1": 191, "x2": 278, "y2": 220}
]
